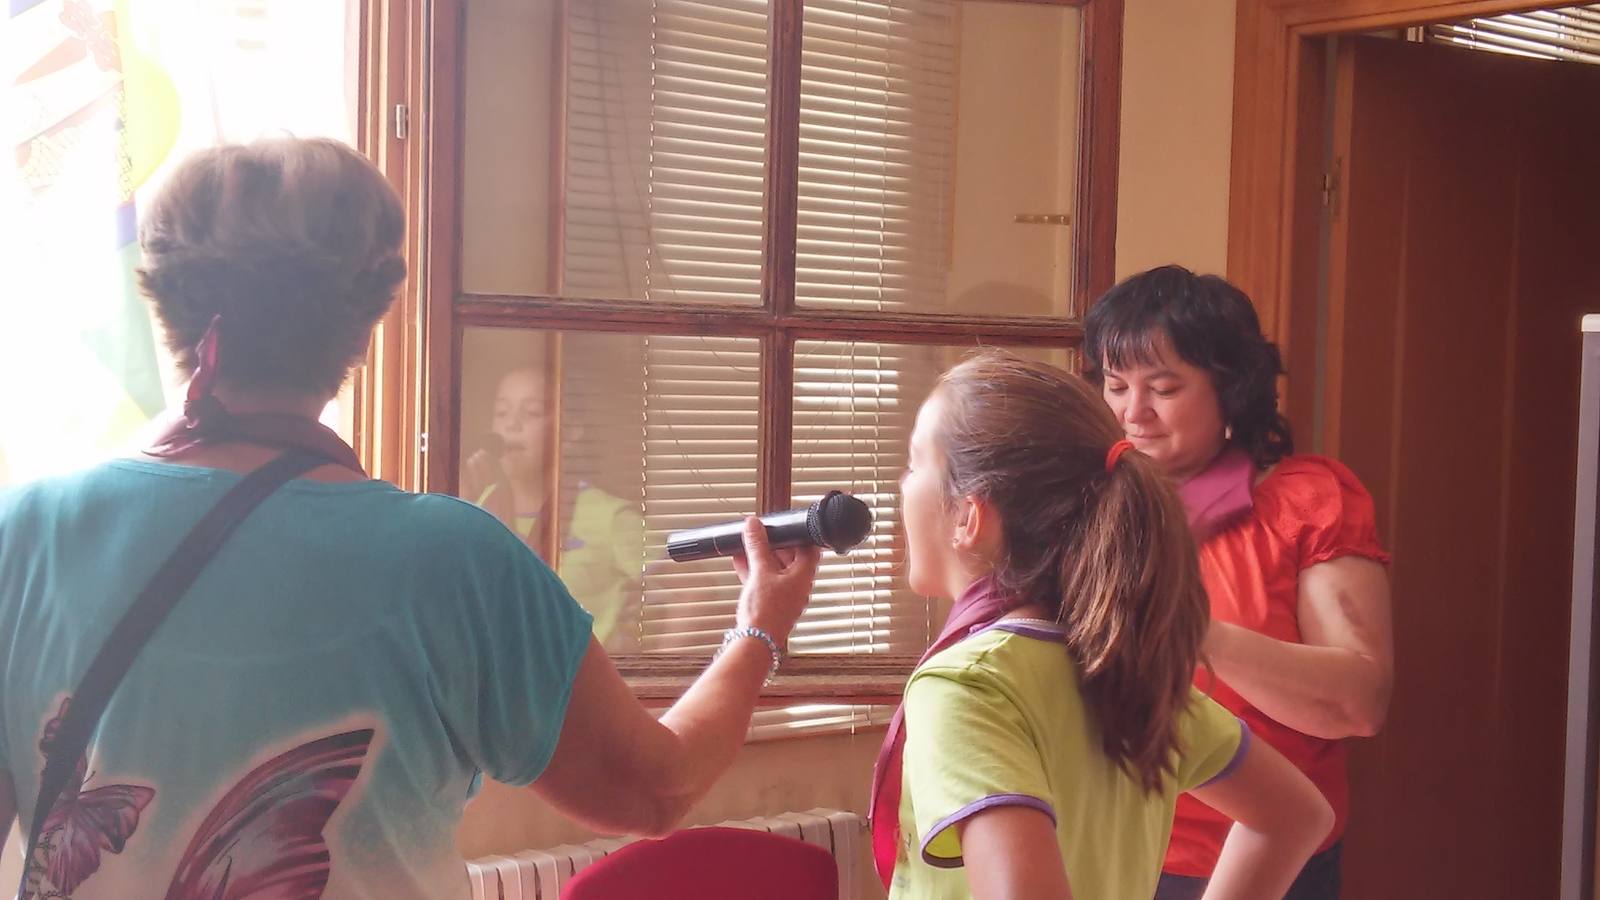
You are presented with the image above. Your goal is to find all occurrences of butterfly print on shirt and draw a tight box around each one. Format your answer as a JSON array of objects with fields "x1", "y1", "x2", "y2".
[
  {"x1": 24, "y1": 697, "x2": 155, "y2": 900},
  {"x1": 25, "y1": 696, "x2": 374, "y2": 900},
  {"x1": 161, "y1": 727, "x2": 374, "y2": 899}
]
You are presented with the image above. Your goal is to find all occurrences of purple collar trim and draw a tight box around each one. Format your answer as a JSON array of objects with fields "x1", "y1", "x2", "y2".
[{"x1": 966, "y1": 618, "x2": 1068, "y2": 643}]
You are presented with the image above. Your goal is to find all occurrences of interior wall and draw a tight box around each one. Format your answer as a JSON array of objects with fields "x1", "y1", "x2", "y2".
[{"x1": 1115, "y1": 0, "x2": 1237, "y2": 280}]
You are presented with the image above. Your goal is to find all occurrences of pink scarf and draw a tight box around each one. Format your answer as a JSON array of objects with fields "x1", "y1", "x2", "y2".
[
  {"x1": 868, "y1": 576, "x2": 1013, "y2": 887},
  {"x1": 1176, "y1": 446, "x2": 1256, "y2": 542},
  {"x1": 145, "y1": 318, "x2": 364, "y2": 474}
]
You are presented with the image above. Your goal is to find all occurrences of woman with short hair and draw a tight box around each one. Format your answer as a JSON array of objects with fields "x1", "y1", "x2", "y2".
[{"x1": 0, "y1": 137, "x2": 819, "y2": 899}]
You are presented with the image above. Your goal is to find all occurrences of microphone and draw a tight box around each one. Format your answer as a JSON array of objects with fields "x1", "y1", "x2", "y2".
[{"x1": 666, "y1": 491, "x2": 873, "y2": 562}]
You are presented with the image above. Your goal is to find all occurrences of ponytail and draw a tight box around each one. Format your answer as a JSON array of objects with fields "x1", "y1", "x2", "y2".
[
  {"x1": 936, "y1": 351, "x2": 1210, "y2": 792},
  {"x1": 1061, "y1": 449, "x2": 1207, "y2": 791}
]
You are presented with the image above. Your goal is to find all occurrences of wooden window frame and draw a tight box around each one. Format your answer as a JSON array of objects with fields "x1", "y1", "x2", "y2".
[{"x1": 360, "y1": 0, "x2": 1123, "y2": 705}]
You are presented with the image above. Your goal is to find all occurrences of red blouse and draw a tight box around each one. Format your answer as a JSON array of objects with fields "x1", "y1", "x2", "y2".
[{"x1": 1164, "y1": 455, "x2": 1391, "y2": 877}]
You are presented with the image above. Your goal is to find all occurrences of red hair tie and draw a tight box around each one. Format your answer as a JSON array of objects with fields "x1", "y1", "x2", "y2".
[{"x1": 1105, "y1": 439, "x2": 1135, "y2": 474}]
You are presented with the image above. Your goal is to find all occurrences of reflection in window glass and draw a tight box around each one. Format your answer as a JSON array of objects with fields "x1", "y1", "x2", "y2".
[
  {"x1": 462, "y1": 329, "x2": 1074, "y2": 658},
  {"x1": 461, "y1": 0, "x2": 770, "y2": 303},
  {"x1": 795, "y1": 0, "x2": 1082, "y2": 317},
  {"x1": 460, "y1": 328, "x2": 760, "y2": 653}
]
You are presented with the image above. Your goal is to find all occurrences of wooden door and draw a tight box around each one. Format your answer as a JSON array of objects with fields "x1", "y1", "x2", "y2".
[{"x1": 1322, "y1": 36, "x2": 1600, "y2": 899}]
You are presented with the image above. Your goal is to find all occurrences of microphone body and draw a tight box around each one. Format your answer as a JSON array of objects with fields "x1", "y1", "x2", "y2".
[{"x1": 667, "y1": 491, "x2": 872, "y2": 562}]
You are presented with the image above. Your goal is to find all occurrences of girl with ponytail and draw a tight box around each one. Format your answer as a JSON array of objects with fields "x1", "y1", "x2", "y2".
[{"x1": 870, "y1": 351, "x2": 1332, "y2": 899}]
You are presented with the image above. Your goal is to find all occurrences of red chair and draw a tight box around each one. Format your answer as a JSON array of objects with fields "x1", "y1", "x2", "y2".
[{"x1": 561, "y1": 826, "x2": 839, "y2": 900}]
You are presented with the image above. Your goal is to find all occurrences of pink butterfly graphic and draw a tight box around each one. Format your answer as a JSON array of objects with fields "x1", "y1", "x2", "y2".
[
  {"x1": 24, "y1": 697, "x2": 156, "y2": 899},
  {"x1": 161, "y1": 727, "x2": 374, "y2": 900},
  {"x1": 27, "y1": 696, "x2": 373, "y2": 900}
]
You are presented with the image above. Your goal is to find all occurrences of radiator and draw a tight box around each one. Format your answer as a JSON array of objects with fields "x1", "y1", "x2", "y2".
[{"x1": 465, "y1": 807, "x2": 864, "y2": 899}]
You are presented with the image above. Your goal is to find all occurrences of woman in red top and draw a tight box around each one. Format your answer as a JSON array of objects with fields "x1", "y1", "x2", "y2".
[{"x1": 1084, "y1": 266, "x2": 1394, "y2": 900}]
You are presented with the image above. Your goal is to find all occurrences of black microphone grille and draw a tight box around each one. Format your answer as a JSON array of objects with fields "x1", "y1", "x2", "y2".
[{"x1": 807, "y1": 491, "x2": 874, "y2": 554}]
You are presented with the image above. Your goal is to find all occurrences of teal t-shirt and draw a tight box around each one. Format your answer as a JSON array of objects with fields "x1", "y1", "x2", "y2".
[{"x1": 0, "y1": 459, "x2": 593, "y2": 899}]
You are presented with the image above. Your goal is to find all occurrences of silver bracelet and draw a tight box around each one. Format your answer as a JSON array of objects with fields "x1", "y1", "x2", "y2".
[{"x1": 718, "y1": 626, "x2": 783, "y2": 685}]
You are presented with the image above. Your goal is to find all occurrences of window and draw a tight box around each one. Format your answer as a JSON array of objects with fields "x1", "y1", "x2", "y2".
[
  {"x1": 1419, "y1": 5, "x2": 1600, "y2": 65},
  {"x1": 2, "y1": 0, "x2": 362, "y2": 488},
  {"x1": 390, "y1": 0, "x2": 1121, "y2": 734}
]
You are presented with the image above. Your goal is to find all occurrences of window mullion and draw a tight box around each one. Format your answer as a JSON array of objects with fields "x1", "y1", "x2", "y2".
[
  {"x1": 763, "y1": 0, "x2": 804, "y2": 317},
  {"x1": 759, "y1": 330, "x2": 795, "y2": 514},
  {"x1": 759, "y1": 0, "x2": 804, "y2": 515}
]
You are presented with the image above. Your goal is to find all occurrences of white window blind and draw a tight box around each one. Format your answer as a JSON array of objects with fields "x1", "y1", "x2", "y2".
[
  {"x1": 796, "y1": 0, "x2": 958, "y2": 312},
  {"x1": 563, "y1": 1, "x2": 768, "y2": 653},
  {"x1": 788, "y1": 0, "x2": 958, "y2": 675},
  {"x1": 559, "y1": 0, "x2": 962, "y2": 737},
  {"x1": 1424, "y1": 6, "x2": 1600, "y2": 65},
  {"x1": 792, "y1": 340, "x2": 944, "y2": 656},
  {"x1": 563, "y1": 0, "x2": 768, "y2": 303},
  {"x1": 635, "y1": 335, "x2": 762, "y2": 653}
]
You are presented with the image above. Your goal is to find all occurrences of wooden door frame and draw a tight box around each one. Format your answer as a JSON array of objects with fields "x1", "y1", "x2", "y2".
[
  {"x1": 354, "y1": 0, "x2": 465, "y2": 495},
  {"x1": 1228, "y1": 0, "x2": 1555, "y2": 351},
  {"x1": 1230, "y1": 4, "x2": 1597, "y2": 897}
]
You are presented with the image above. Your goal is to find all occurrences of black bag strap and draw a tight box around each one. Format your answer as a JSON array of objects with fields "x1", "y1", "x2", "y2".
[{"x1": 20, "y1": 448, "x2": 326, "y2": 893}]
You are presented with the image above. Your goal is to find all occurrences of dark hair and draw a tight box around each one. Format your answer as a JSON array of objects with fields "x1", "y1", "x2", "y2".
[
  {"x1": 136, "y1": 137, "x2": 406, "y2": 396},
  {"x1": 936, "y1": 351, "x2": 1209, "y2": 792},
  {"x1": 1083, "y1": 265, "x2": 1293, "y2": 468}
]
